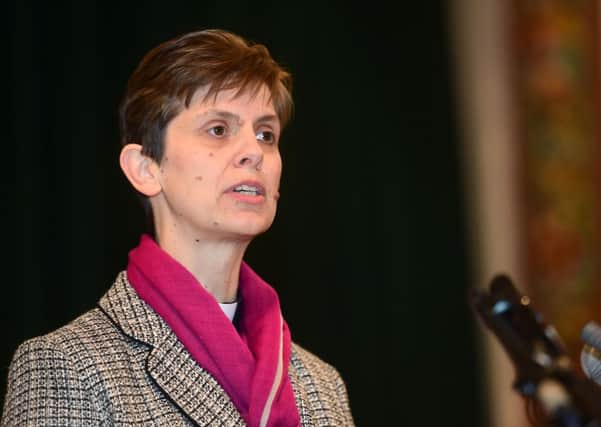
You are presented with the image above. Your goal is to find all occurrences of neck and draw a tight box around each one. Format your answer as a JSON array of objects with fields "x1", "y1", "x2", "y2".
[{"x1": 155, "y1": 231, "x2": 250, "y2": 303}]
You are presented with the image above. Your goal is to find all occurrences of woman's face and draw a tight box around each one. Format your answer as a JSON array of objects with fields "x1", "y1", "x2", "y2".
[{"x1": 150, "y1": 85, "x2": 282, "y2": 243}]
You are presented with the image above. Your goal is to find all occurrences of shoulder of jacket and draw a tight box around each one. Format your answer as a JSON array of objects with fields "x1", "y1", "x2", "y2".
[
  {"x1": 289, "y1": 342, "x2": 355, "y2": 425},
  {"x1": 13, "y1": 307, "x2": 126, "y2": 364},
  {"x1": 290, "y1": 341, "x2": 341, "y2": 377}
]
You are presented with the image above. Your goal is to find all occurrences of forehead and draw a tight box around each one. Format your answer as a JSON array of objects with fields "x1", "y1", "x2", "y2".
[{"x1": 189, "y1": 85, "x2": 276, "y2": 113}]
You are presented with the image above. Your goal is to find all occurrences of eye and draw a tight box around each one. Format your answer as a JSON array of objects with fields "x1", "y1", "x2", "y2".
[
  {"x1": 207, "y1": 125, "x2": 228, "y2": 138},
  {"x1": 256, "y1": 130, "x2": 277, "y2": 145}
]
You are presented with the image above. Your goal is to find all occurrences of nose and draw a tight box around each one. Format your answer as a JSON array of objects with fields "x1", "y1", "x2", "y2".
[{"x1": 234, "y1": 129, "x2": 264, "y2": 170}]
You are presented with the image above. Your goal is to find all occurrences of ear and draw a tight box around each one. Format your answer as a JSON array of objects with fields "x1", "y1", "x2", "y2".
[{"x1": 119, "y1": 144, "x2": 162, "y2": 197}]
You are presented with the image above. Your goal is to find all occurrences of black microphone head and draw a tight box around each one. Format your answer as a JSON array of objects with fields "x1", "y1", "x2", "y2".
[{"x1": 489, "y1": 274, "x2": 522, "y2": 304}]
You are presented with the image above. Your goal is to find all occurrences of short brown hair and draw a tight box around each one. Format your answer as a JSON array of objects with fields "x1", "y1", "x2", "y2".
[
  {"x1": 118, "y1": 29, "x2": 293, "y2": 230},
  {"x1": 119, "y1": 29, "x2": 293, "y2": 161}
]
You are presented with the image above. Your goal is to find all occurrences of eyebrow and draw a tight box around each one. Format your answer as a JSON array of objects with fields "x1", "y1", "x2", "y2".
[
  {"x1": 198, "y1": 110, "x2": 240, "y2": 123},
  {"x1": 254, "y1": 114, "x2": 279, "y2": 127},
  {"x1": 198, "y1": 110, "x2": 279, "y2": 127}
]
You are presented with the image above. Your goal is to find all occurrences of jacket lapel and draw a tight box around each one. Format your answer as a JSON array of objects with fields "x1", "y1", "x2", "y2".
[{"x1": 98, "y1": 272, "x2": 245, "y2": 426}]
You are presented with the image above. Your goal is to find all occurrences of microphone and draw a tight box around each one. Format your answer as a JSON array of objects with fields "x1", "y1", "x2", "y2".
[
  {"x1": 581, "y1": 321, "x2": 601, "y2": 386},
  {"x1": 470, "y1": 274, "x2": 601, "y2": 425}
]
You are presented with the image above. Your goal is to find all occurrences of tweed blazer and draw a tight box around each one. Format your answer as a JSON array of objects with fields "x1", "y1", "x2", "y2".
[{"x1": 2, "y1": 272, "x2": 354, "y2": 426}]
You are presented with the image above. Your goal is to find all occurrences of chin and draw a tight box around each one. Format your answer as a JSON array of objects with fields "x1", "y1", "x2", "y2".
[
  {"x1": 238, "y1": 222, "x2": 273, "y2": 238},
  {"x1": 221, "y1": 215, "x2": 275, "y2": 240}
]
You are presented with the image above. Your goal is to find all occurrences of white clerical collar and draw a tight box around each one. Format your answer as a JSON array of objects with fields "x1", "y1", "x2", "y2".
[{"x1": 219, "y1": 301, "x2": 238, "y2": 322}]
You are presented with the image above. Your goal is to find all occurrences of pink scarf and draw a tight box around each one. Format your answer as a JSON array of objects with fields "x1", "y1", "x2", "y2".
[{"x1": 126, "y1": 235, "x2": 300, "y2": 427}]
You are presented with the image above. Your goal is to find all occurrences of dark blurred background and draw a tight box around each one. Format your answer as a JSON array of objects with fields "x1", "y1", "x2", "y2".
[{"x1": 4, "y1": 2, "x2": 484, "y2": 425}]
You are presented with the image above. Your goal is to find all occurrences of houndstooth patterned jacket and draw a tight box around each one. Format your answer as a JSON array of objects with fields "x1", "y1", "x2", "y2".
[{"x1": 1, "y1": 272, "x2": 354, "y2": 426}]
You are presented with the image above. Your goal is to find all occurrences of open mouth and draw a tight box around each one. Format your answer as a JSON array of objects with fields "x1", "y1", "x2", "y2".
[
  {"x1": 226, "y1": 181, "x2": 266, "y2": 197},
  {"x1": 232, "y1": 184, "x2": 264, "y2": 196}
]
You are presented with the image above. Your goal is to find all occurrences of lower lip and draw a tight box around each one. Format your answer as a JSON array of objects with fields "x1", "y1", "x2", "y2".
[{"x1": 227, "y1": 192, "x2": 266, "y2": 204}]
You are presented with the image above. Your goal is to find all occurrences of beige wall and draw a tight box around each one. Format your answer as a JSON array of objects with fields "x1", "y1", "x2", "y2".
[{"x1": 449, "y1": 1, "x2": 528, "y2": 426}]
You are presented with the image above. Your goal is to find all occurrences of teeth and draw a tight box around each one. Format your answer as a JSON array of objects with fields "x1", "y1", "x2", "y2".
[
  {"x1": 234, "y1": 184, "x2": 260, "y2": 195},
  {"x1": 235, "y1": 184, "x2": 258, "y2": 191}
]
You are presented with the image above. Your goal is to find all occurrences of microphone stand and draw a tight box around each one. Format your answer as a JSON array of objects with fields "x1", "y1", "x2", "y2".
[{"x1": 470, "y1": 275, "x2": 601, "y2": 427}]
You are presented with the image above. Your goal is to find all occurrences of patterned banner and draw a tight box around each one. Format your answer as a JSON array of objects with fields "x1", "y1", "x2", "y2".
[{"x1": 512, "y1": 0, "x2": 601, "y2": 364}]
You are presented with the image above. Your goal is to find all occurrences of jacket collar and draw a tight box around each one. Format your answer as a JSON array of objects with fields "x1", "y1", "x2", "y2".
[
  {"x1": 98, "y1": 272, "x2": 313, "y2": 426},
  {"x1": 98, "y1": 271, "x2": 246, "y2": 426}
]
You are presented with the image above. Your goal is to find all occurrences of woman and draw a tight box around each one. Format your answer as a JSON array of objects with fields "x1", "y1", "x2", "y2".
[{"x1": 2, "y1": 29, "x2": 353, "y2": 426}]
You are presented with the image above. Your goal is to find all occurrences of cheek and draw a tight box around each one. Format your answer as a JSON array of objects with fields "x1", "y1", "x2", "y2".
[
  {"x1": 163, "y1": 154, "x2": 212, "y2": 198},
  {"x1": 272, "y1": 166, "x2": 282, "y2": 185},
  {"x1": 270, "y1": 156, "x2": 283, "y2": 185},
  {"x1": 173, "y1": 151, "x2": 210, "y2": 178}
]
